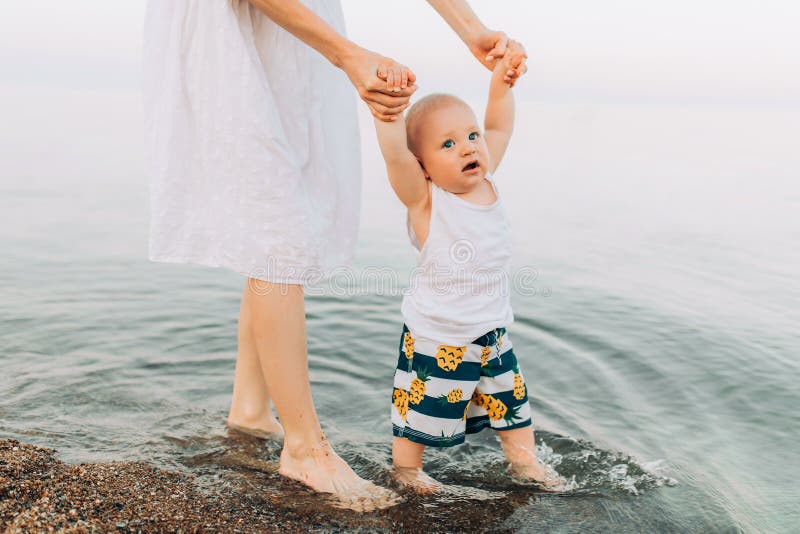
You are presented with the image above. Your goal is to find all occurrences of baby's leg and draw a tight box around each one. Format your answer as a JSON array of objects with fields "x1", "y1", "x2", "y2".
[
  {"x1": 227, "y1": 280, "x2": 282, "y2": 437},
  {"x1": 497, "y1": 426, "x2": 541, "y2": 475},
  {"x1": 392, "y1": 437, "x2": 441, "y2": 493},
  {"x1": 471, "y1": 331, "x2": 565, "y2": 490},
  {"x1": 393, "y1": 436, "x2": 425, "y2": 468},
  {"x1": 497, "y1": 427, "x2": 565, "y2": 490}
]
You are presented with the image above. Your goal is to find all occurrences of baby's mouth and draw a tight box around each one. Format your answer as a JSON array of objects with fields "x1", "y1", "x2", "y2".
[{"x1": 462, "y1": 160, "x2": 480, "y2": 172}]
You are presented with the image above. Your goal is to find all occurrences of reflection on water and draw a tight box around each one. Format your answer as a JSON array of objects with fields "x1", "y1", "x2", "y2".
[{"x1": 1, "y1": 86, "x2": 798, "y2": 532}]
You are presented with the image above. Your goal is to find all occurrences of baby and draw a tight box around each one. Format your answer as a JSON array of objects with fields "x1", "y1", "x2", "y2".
[{"x1": 373, "y1": 42, "x2": 564, "y2": 492}]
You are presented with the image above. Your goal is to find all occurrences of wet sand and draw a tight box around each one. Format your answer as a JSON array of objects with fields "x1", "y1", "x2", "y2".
[
  {"x1": 1, "y1": 438, "x2": 290, "y2": 532},
  {"x1": 0, "y1": 438, "x2": 521, "y2": 533}
]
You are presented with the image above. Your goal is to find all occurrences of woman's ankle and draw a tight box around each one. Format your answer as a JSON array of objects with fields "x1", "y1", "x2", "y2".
[
  {"x1": 281, "y1": 433, "x2": 332, "y2": 461},
  {"x1": 227, "y1": 407, "x2": 277, "y2": 428}
]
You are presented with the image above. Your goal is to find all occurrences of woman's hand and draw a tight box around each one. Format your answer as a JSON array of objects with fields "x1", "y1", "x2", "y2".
[
  {"x1": 499, "y1": 39, "x2": 528, "y2": 87},
  {"x1": 469, "y1": 29, "x2": 527, "y2": 85},
  {"x1": 340, "y1": 47, "x2": 417, "y2": 122}
]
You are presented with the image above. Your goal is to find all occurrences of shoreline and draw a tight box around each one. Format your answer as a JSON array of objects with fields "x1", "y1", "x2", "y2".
[
  {"x1": 1, "y1": 438, "x2": 292, "y2": 532},
  {"x1": 0, "y1": 438, "x2": 517, "y2": 533}
]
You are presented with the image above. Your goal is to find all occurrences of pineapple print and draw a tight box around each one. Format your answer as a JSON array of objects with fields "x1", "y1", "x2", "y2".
[
  {"x1": 480, "y1": 393, "x2": 521, "y2": 426},
  {"x1": 409, "y1": 367, "x2": 431, "y2": 405},
  {"x1": 471, "y1": 389, "x2": 486, "y2": 408},
  {"x1": 435, "y1": 345, "x2": 466, "y2": 372},
  {"x1": 496, "y1": 330, "x2": 503, "y2": 350},
  {"x1": 403, "y1": 332, "x2": 415, "y2": 360},
  {"x1": 447, "y1": 388, "x2": 463, "y2": 403},
  {"x1": 482, "y1": 393, "x2": 506, "y2": 420},
  {"x1": 513, "y1": 367, "x2": 526, "y2": 400},
  {"x1": 438, "y1": 388, "x2": 464, "y2": 406},
  {"x1": 392, "y1": 388, "x2": 409, "y2": 421},
  {"x1": 480, "y1": 346, "x2": 491, "y2": 367},
  {"x1": 462, "y1": 400, "x2": 471, "y2": 420}
]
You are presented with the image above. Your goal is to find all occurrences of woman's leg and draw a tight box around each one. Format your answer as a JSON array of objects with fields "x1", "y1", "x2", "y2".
[
  {"x1": 227, "y1": 282, "x2": 283, "y2": 437},
  {"x1": 243, "y1": 278, "x2": 393, "y2": 502}
]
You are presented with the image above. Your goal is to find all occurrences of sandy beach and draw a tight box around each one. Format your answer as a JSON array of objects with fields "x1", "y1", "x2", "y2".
[
  {"x1": 1, "y1": 438, "x2": 292, "y2": 532},
  {"x1": 1, "y1": 438, "x2": 523, "y2": 533}
]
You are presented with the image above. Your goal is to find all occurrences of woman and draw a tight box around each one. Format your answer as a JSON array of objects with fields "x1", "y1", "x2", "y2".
[{"x1": 143, "y1": 0, "x2": 526, "y2": 505}]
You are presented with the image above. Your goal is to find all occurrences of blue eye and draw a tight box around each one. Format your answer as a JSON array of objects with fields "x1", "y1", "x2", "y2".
[
  {"x1": 442, "y1": 139, "x2": 455, "y2": 149},
  {"x1": 469, "y1": 131, "x2": 479, "y2": 140}
]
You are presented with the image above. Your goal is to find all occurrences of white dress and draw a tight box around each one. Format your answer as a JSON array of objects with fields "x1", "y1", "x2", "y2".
[{"x1": 143, "y1": 0, "x2": 360, "y2": 284}]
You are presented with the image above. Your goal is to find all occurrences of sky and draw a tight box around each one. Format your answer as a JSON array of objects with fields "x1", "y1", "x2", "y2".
[{"x1": 0, "y1": 0, "x2": 798, "y2": 107}]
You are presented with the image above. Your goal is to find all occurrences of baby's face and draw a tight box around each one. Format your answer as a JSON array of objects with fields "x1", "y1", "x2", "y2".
[{"x1": 413, "y1": 103, "x2": 490, "y2": 194}]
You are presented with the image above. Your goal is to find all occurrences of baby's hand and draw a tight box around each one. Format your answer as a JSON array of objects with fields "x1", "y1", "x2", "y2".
[
  {"x1": 377, "y1": 62, "x2": 416, "y2": 93},
  {"x1": 496, "y1": 39, "x2": 528, "y2": 87}
]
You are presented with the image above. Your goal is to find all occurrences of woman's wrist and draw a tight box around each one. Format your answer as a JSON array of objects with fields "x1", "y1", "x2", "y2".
[
  {"x1": 426, "y1": 0, "x2": 487, "y2": 47},
  {"x1": 330, "y1": 39, "x2": 363, "y2": 72},
  {"x1": 461, "y1": 19, "x2": 488, "y2": 47}
]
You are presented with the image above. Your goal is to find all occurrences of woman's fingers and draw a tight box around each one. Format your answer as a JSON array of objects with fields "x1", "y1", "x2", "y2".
[
  {"x1": 368, "y1": 98, "x2": 410, "y2": 116},
  {"x1": 362, "y1": 88, "x2": 411, "y2": 120},
  {"x1": 346, "y1": 50, "x2": 416, "y2": 118},
  {"x1": 484, "y1": 32, "x2": 509, "y2": 61},
  {"x1": 369, "y1": 103, "x2": 408, "y2": 116},
  {"x1": 361, "y1": 86, "x2": 414, "y2": 107},
  {"x1": 370, "y1": 102, "x2": 410, "y2": 122}
]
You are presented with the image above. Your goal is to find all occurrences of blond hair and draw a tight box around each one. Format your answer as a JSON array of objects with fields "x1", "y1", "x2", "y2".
[{"x1": 405, "y1": 93, "x2": 470, "y2": 155}]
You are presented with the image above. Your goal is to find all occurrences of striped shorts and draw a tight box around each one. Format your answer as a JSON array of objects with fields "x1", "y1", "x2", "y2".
[{"x1": 391, "y1": 324, "x2": 532, "y2": 448}]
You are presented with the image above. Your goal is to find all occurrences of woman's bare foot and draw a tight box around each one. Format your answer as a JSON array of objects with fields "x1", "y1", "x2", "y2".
[
  {"x1": 391, "y1": 466, "x2": 443, "y2": 494},
  {"x1": 226, "y1": 415, "x2": 284, "y2": 441},
  {"x1": 510, "y1": 461, "x2": 568, "y2": 491},
  {"x1": 279, "y1": 438, "x2": 400, "y2": 512}
]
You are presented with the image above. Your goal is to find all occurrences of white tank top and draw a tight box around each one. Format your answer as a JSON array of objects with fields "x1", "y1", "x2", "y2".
[{"x1": 401, "y1": 175, "x2": 514, "y2": 346}]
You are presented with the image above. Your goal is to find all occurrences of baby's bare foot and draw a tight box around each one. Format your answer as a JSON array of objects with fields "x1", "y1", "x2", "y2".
[
  {"x1": 391, "y1": 466, "x2": 442, "y2": 494},
  {"x1": 510, "y1": 461, "x2": 568, "y2": 492},
  {"x1": 279, "y1": 439, "x2": 400, "y2": 512}
]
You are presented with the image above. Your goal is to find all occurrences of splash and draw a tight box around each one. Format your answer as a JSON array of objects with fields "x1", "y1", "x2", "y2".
[{"x1": 538, "y1": 435, "x2": 677, "y2": 495}]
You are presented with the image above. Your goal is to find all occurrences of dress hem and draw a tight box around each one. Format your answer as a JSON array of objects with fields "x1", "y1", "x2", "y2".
[{"x1": 149, "y1": 254, "x2": 317, "y2": 286}]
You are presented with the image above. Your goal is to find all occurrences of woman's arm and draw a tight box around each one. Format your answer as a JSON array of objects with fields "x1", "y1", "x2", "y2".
[
  {"x1": 246, "y1": 0, "x2": 416, "y2": 120},
  {"x1": 246, "y1": 0, "x2": 352, "y2": 68},
  {"x1": 426, "y1": 0, "x2": 526, "y2": 81}
]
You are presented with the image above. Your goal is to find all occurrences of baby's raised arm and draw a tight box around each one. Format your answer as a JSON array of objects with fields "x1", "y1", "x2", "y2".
[
  {"x1": 484, "y1": 40, "x2": 527, "y2": 173},
  {"x1": 373, "y1": 117, "x2": 428, "y2": 209}
]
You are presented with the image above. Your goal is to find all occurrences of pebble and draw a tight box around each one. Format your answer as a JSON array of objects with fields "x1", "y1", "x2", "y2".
[{"x1": 1, "y1": 437, "x2": 511, "y2": 532}]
